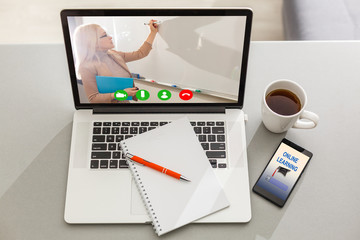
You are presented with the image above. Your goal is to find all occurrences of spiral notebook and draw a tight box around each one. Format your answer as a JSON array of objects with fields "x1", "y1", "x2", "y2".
[{"x1": 120, "y1": 117, "x2": 230, "y2": 236}]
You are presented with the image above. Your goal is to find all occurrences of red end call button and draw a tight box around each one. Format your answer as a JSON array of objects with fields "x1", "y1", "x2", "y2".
[{"x1": 179, "y1": 90, "x2": 193, "y2": 101}]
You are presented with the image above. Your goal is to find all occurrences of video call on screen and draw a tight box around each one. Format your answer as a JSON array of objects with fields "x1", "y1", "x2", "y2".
[{"x1": 68, "y1": 15, "x2": 247, "y2": 104}]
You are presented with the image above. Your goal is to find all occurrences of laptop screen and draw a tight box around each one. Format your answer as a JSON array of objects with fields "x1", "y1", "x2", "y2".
[{"x1": 61, "y1": 9, "x2": 252, "y2": 108}]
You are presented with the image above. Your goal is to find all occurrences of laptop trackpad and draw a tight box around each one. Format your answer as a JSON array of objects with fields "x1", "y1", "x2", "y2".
[{"x1": 131, "y1": 178, "x2": 147, "y2": 215}]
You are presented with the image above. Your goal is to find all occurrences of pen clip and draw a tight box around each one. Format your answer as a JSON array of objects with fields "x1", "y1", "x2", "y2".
[{"x1": 125, "y1": 153, "x2": 144, "y2": 166}]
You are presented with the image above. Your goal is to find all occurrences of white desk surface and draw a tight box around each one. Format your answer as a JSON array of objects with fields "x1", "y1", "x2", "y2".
[{"x1": 1, "y1": 41, "x2": 359, "y2": 239}]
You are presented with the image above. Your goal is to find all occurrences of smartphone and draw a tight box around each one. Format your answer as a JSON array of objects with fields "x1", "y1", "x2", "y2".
[{"x1": 252, "y1": 138, "x2": 313, "y2": 207}]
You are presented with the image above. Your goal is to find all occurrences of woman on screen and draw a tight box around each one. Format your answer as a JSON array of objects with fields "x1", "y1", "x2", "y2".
[{"x1": 73, "y1": 20, "x2": 158, "y2": 103}]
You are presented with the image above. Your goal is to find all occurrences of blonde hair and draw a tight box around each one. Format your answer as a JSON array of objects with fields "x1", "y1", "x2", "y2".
[{"x1": 73, "y1": 24, "x2": 102, "y2": 78}]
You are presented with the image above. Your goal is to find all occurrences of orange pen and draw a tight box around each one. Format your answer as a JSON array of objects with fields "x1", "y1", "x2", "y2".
[{"x1": 126, "y1": 153, "x2": 190, "y2": 182}]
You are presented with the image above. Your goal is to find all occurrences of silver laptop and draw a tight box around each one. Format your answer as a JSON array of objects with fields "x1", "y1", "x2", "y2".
[{"x1": 61, "y1": 8, "x2": 252, "y2": 224}]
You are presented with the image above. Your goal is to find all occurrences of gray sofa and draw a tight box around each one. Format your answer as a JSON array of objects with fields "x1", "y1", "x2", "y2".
[{"x1": 283, "y1": 0, "x2": 360, "y2": 40}]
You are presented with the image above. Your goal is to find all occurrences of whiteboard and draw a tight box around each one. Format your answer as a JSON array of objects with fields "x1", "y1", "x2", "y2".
[{"x1": 82, "y1": 16, "x2": 247, "y2": 98}]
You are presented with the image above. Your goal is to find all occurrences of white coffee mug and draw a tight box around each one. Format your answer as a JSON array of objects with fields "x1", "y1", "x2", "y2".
[{"x1": 261, "y1": 79, "x2": 319, "y2": 133}]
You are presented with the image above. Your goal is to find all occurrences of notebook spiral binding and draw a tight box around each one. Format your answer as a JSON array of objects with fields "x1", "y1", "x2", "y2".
[{"x1": 121, "y1": 141, "x2": 162, "y2": 235}]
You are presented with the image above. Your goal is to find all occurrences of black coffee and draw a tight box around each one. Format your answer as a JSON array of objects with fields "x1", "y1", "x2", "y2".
[{"x1": 266, "y1": 89, "x2": 301, "y2": 116}]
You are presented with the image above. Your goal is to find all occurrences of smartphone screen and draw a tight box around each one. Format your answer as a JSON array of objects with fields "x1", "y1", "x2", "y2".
[{"x1": 253, "y1": 138, "x2": 312, "y2": 207}]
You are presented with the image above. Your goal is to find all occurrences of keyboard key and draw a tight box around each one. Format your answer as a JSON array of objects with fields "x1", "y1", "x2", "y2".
[
  {"x1": 125, "y1": 135, "x2": 133, "y2": 139},
  {"x1": 212, "y1": 127, "x2": 225, "y2": 134},
  {"x1": 90, "y1": 160, "x2": 99, "y2": 168},
  {"x1": 113, "y1": 152, "x2": 121, "y2": 159},
  {"x1": 139, "y1": 127, "x2": 147, "y2": 134},
  {"x1": 209, "y1": 159, "x2": 217, "y2": 164},
  {"x1": 216, "y1": 121, "x2": 225, "y2": 126},
  {"x1": 160, "y1": 122, "x2": 168, "y2": 126},
  {"x1": 148, "y1": 127, "x2": 156, "y2": 131},
  {"x1": 111, "y1": 127, "x2": 120, "y2": 134},
  {"x1": 210, "y1": 143, "x2": 225, "y2": 150},
  {"x1": 93, "y1": 135, "x2": 105, "y2": 142},
  {"x1": 206, "y1": 151, "x2": 226, "y2": 158},
  {"x1": 103, "y1": 122, "x2": 111, "y2": 126},
  {"x1": 130, "y1": 127, "x2": 138, "y2": 134},
  {"x1": 203, "y1": 127, "x2": 211, "y2": 134},
  {"x1": 100, "y1": 160, "x2": 109, "y2": 168},
  {"x1": 116, "y1": 135, "x2": 124, "y2": 142},
  {"x1": 190, "y1": 122, "x2": 196, "y2": 126},
  {"x1": 141, "y1": 122, "x2": 149, "y2": 126},
  {"x1": 218, "y1": 163, "x2": 227, "y2": 168},
  {"x1": 206, "y1": 121, "x2": 215, "y2": 126},
  {"x1": 106, "y1": 135, "x2": 115, "y2": 142},
  {"x1": 108, "y1": 143, "x2": 117, "y2": 150},
  {"x1": 93, "y1": 127, "x2": 101, "y2": 134},
  {"x1": 209, "y1": 159, "x2": 217, "y2": 168},
  {"x1": 201, "y1": 143, "x2": 209, "y2": 150},
  {"x1": 119, "y1": 160, "x2": 129, "y2": 168},
  {"x1": 150, "y1": 122, "x2": 159, "y2": 126},
  {"x1": 102, "y1": 127, "x2": 110, "y2": 134},
  {"x1": 197, "y1": 122, "x2": 205, "y2": 126},
  {"x1": 121, "y1": 127, "x2": 129, "y2": 134},
  {"x1": 113, "y1": 122, "x2": 121, "y2": 126},
  {"x1": 91, "y1": 152, "x2": 111, "y2": 159},
  {"x1": 131, "y1": 122, "x2": 140, "y2": 126},
  {"x1": 194, "y1": 127, "x2": 202, "y2": 134},
  {"x1": 94, "y1": 122, "x2": 102, "y2": 126},
  {"x1": 217, "y1": 135, "x2": 226, "y2": 142},
  {"x1": 92, "y1": 143, "x2": 107, "y2": 150},
  {"x1": 208, "y1": 135, "x2": 216, "y2": 142},
  {"x1": 110, "y1": 160, "x2": 118, "y2": 168},
  {"x1": 122, "y1": 122, "x2": 130, "y2": 126},
  {"x1": 198, "y1": 135, "x2": 207, "y2": 142}
]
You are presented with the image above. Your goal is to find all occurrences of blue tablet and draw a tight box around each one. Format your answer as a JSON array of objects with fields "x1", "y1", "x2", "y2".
[{"x1": 96, "y1": 76, "x2": 133, "y2": 100}]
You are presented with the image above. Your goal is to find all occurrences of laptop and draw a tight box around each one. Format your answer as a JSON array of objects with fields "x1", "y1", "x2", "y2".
[{"x1": 61, "y1": 8, "x2": 252, "y2": 224}]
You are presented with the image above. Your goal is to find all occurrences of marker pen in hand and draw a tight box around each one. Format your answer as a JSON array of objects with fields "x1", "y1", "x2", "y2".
[{"x1": 144, "y1": 21, "x2": 162, "y2": 25}]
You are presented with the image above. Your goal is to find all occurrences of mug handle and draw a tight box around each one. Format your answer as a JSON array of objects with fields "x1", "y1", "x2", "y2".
[{"x1": 293, "y1": 110, "x2": 320, "y2": 129}]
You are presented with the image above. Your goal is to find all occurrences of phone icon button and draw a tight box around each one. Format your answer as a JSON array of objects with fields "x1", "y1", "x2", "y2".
[
  {"x1": 157, "y1": 89, "x2": 171, "y2": 101},
  {"x1": 179, "y1": 90, "x2": 193, "y2": 100},
  {"x1": 136, "y1": 89, "x2": 150, "y2": 101}
]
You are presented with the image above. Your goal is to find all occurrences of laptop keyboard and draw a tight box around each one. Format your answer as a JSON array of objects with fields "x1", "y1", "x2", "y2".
[{"x1": 90, "y1": 121, "x2": 227, "y2": 170}]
